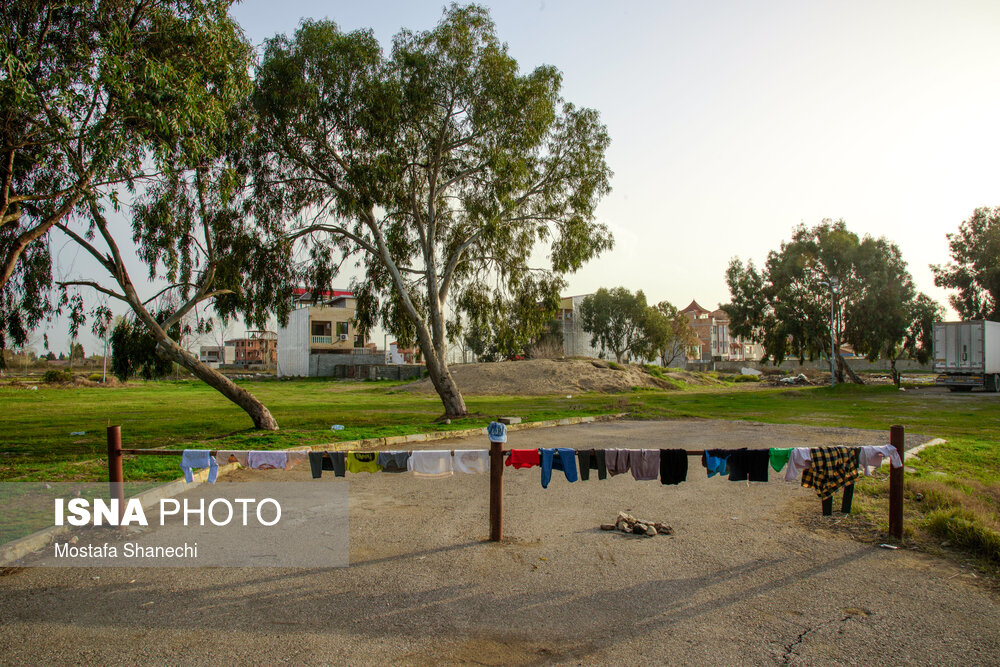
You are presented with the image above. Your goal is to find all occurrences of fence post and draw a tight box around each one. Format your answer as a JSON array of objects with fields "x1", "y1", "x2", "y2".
[
  {"x1": 888, "y1": 424, "x2": 905, "y2": 539},
  {"x1": 107, "y1": 425, "x2": 125, "y2": 524},
  {"x1": 489, "y1": 440, "x2": 503, "y2": 541}
]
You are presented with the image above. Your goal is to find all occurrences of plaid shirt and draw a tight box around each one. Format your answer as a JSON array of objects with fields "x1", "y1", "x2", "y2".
[{"x1": 801, "y1": 446, "x2": 859, "y2": 500}]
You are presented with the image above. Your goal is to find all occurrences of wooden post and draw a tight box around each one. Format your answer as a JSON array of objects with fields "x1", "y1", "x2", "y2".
[
  {"x1": 489, "y1": 440, "x2": 503, "y2": 542},
  {"x1": 107, "y1": 425, "x2": 125, "y2": 524},
  {"x1": 888, "y1": 425, "x2": 905, "y2": 539}
]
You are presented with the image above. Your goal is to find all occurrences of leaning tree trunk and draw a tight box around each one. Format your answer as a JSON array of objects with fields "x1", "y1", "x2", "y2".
[
  {"x1": 835, "y1": 349, "x2": 865, "y2": 385},
  {"x1": 424, "y1": 355, "x2": 468, "y2": 419},
  {"x1": 154, "y1": 337, "x2": 279, "y2": 430}
]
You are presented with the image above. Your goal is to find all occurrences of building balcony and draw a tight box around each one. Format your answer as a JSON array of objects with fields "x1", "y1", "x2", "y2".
[{"x1": 312, "y1": 335, "x2": 332, "y2": 344}]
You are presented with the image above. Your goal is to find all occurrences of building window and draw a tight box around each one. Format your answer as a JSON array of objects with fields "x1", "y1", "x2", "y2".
[
  {"x1": 311, "y1": 321, "x2": 331, "y2": 337},
  {"x1": 336, "y1": 322, "x2": 349, "y2": 336}
]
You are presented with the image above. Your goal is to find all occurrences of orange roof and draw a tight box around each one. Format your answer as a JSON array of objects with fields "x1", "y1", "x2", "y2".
[{"x1": 682, "y1": 300, "x2": 709, "y2": 314}]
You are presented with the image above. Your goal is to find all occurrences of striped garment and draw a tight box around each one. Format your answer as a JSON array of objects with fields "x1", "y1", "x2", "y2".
[{"x1": 800, "y1": 446, "x2": 859, "y2": 500}]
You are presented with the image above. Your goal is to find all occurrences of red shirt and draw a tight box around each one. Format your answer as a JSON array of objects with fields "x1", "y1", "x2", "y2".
[{"x1": 505, "y1": 449, "x2": 540, "y2": 469}]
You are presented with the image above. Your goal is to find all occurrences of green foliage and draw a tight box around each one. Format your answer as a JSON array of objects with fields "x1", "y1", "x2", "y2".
[
  {"x1": 453, "y1": 274, "x2": 563, "y2": 361},
  {"x1": 252, "y1": 5, "x2": 613, "y2": 413},
  {"x1": 607, "y1": 361, "x2": 624, "y2": 371},
  {"x1": 110, "y1": 317, "x2": 175, "y2": 382},
  {"x1": 843, "y1": 239, "x2": 943, "y2": 383},
  {"x1": 41, "y1": 369, "x2": 74, "y2": 384},
  {"x1": 644, "y1": 301, "x2": 699, "y2": 367},
  {"x1": 732, "y1": 374, "x2": 761, "y2": 383},
  {"x1": 931, "y1": 206, "x2": 1000, "y2": 321},
  {"x1": 1, "y1": 0, "x2": 254, "y2": 356},
  {"x1": 725, "y1": 220, "x2": 941, "y2": 375},
  {"x1": 87, "y1": 373, "x2": 103, "y2": 382},
  {"x1": 579, "y1": 287, "x2": 649, "y2": 363}
]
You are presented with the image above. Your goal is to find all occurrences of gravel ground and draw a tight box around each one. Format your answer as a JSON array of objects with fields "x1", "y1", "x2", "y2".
[{"x1": 1, "y1": 419, "x2": 997, "y2": 666}]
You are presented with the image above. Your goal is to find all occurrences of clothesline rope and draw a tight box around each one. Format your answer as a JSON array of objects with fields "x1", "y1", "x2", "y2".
[{"x1": 104, "y1": 425, "x2": 908, "y2": 542}]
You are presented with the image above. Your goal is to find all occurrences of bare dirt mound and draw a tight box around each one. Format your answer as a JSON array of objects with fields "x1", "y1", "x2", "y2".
[{"x1": 402, "y1": 358, "x2": 719, "y2": 395}]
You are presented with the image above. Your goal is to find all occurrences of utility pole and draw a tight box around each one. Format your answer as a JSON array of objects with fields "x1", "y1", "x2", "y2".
[{"x1": 820, "y1": 277, "x2": 839, "y2": 387}]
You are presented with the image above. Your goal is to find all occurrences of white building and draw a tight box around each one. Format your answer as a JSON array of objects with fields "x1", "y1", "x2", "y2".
[
  {"x1": 277, "y1": 288, "x2": 371, "y2": 377},
  {"x1": 198, "y1": 345, "x2": 235, "y2": 369},
  {"x1": 558, "y1": 294, "x2": 603, "y2": 359}
]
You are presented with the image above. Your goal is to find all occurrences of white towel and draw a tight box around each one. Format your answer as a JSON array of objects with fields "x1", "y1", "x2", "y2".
[
  {"x1": 407, "y1": 450, "x2": 454, "y2": 478},
  {"x1": 453, "y1": 449, "x2": 489, "y2": 474},
  {"x1": 784, "y1": 447, "x2": 812, "y2": 482},
  {"x1": 858, "y1": 445, "x2": 903, "y2": 475}
]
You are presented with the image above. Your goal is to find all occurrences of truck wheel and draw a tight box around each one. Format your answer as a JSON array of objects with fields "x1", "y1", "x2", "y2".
[{"x1": 991, "y1": 374, "x2": 1000, "y2": 393}]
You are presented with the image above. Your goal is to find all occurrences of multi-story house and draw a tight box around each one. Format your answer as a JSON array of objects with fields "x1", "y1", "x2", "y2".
[
  {"x1": 225, "y1": 331, "x2": 278, "y2": 368},
  {"x1": 277, "y1": 288, "x2": 372, "y2": 376},
  {"x1": 681, "y1": 300, "x2": 762, "y2": 362}
]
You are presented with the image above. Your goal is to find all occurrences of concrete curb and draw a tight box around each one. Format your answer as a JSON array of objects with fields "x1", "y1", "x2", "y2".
[
  {"x1": 902, "y1": 437, "x2": 946, "y2": 460},
  {"x1": 291, "y1": 412, "x2": 628, "y2": 452},
  {"x1": 0, "y1": 462, "x2": 239, "y2": 567}
]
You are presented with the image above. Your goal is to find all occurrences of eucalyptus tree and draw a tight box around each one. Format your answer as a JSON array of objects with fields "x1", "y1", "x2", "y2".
[
  {"x1": 45, "y1": 1, "x2": 290, "y2": 429},
  {"x1": 59, "y1": 151, "x2": 294, "y2": 430},
  {"x1": 724, "y1": 220, "x2": 928, "y2": 383},
  {"x1": 252, "y1": 5, "x2": 613, "y2": 418},
  {"x1": 0, "y1": 0, "x2": 255, "y2": 358},
  {"x1": 578, "y1": 287, "x2": 650, "y2": 364},
  {"x1": 931, "y1": 206, "x2": 1000, "y2": 321}
]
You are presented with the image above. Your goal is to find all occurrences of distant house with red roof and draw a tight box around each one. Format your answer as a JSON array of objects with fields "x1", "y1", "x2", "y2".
[{"x1": 680, "y1": 300, "x2": 763, "y2": 362}]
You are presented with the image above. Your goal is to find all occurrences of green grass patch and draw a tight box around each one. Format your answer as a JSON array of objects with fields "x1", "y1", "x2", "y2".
[{"x1": 2, "y1": 378, "x2": 999, "y2": 569}]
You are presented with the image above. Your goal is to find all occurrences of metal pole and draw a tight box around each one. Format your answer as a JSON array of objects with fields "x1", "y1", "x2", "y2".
[
  {"x1": 489, "y1": 440, "x2": 503, "y2": 542},
  {"x1": 830, "y1": 282, "x2": 837, "y2": 386},
  {"x1": 888, "y1": 425, "x2": 905, "y2": 539},
  {"x1": 106, "y1": 425, "x2": 125, "y2": 524}
]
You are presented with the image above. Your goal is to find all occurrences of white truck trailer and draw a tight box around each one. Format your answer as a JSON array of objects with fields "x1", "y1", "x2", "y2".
[{"x1": 933, "y1": 320, "x2": 1000, "y2": 392}]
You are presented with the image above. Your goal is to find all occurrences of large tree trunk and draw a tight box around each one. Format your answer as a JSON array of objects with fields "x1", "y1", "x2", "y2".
[
  {"x1": 424, "y1": 354, "x2": 468, "y2": 419},
  {"x1": 835, "y1": 349, "x2": 865, "y2": 384},
  {"x1": 153, "y1": 336, "x2": 279, "y2": 431}
]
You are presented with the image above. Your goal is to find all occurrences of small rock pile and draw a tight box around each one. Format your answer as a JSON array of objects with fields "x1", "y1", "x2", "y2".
[{"x1": 600, "y1": 512, "x2": 673, "y2": 537}]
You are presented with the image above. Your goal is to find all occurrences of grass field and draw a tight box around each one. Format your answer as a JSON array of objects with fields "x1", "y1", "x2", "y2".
[{"x1": 1, "y1": 377, "x2": 997, "y2": 566}]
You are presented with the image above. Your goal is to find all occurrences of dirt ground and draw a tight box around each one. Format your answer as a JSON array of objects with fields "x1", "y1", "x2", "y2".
[
  {"x1": 1, "y1": 419, "x2": 997, "y2": 665},
  {"x1": 403, "y1": 358, "x2": 724, "y2": 395}
]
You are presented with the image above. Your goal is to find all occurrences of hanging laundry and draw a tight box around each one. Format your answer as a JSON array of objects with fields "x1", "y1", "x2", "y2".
[
  {"x1": 769, "y1": 447, "x2": 792, "y2": 472},
  {"x1": 605, "y1": 449, "x2": 631, "y2": 476},
  {"x1": 214, "y1": 450, "x2": 249, "y2": 468},
  {"x1": 180, "y1": 450, "x2": 218, "y2": 483},
  {"x1": 858, "y1": 445, "x2": 903, "y2": 475},
  {"x1": 576, "y1": 449, "x2": 607, "y2": 481},
  {"x1": 328, "y1": 451, "x2": 346, "y2": 477},
  {"x1": 728, "y1": 448, "x2": 769, "y2": 482},
  {"x1": 784, "y1": 448, "x2": 812, "y2": 482},
  {"x1": 407, "y1": 450, "x2": 454, "y2": 477},
  {"x1": 286, "y1": 451, "x2": 309, "y2": 470},
  {"x1": 309, "y1": 451, "x2": 335, "y2": 479},
  {"x1": 540, "y1": 448, "x2": 578, "y2": 488},
  {"x1": 346, "y1": 451, "x2": 382, "y2": 474},
  {"x1": 800, "y1": 446, "x2": 859, "y2": 500},
  {"x1": 248, "y1": 451, "x2": 287, "y2": 470},
  {"x1": 658, "y1": 449, "x2": 688, "y2": 485},
  {"x1": 377, "y1": 451, "x2": 411, "y2": 473},
  {"x1": 701, "y1": 449, "x2": 729, "y2": 478},
  {"x1": 505, "y1": 449, "x2": 540, "y2": 469},
  {"x1": 629, "y1": 449, "x2": 660, "y2": 481},
  {"x1": 453, "y1": 450, "x2": 489, "y2": 474}
]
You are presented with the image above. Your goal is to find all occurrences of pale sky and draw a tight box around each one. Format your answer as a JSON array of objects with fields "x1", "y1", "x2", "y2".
[{"x1": 39, "y1": 0, "x2": 1000, "y2": 354}]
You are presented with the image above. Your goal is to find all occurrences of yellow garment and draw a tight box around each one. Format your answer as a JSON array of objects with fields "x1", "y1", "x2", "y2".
[{"x1": 346, "y1": 451, "x2": 382, "y2": 474}]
